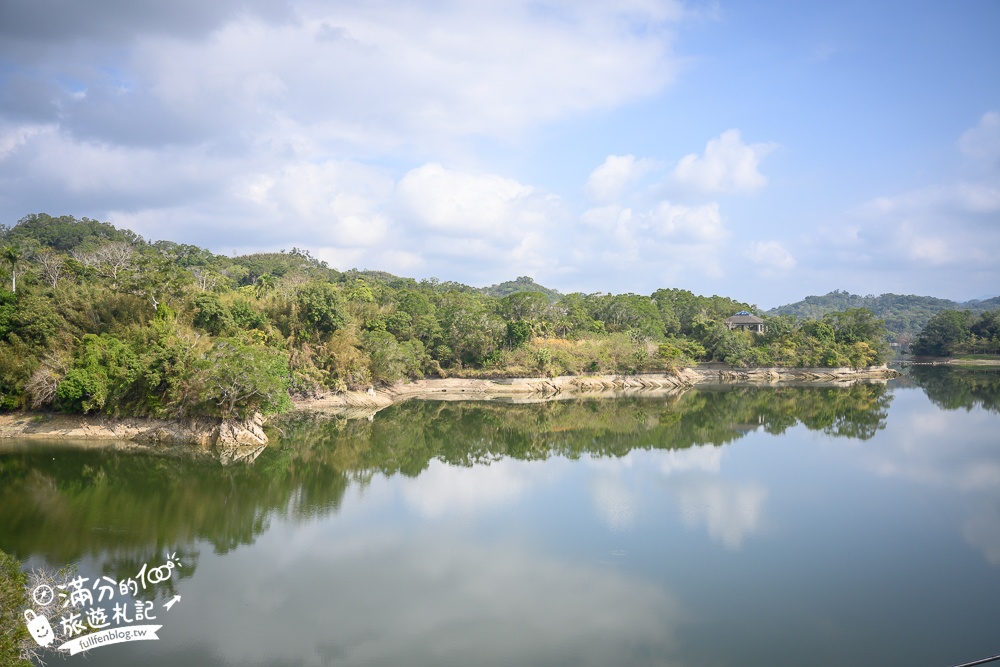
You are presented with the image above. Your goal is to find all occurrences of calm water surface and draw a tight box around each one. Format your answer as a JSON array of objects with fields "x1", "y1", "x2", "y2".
[{"x1": 2, "y1": 367, "x2": 999, "y2": 666}]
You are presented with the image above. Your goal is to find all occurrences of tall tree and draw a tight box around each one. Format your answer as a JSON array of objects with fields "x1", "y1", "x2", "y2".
[{"x1": 1, "y1": 245, "x2": 26, "y2": 292}]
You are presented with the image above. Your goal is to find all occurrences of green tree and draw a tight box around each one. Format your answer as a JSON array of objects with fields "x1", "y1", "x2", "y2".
[
  {"x1": 437, "y1": 291, "x2": 504, "y2": 365},
  {"x1": 188, "y1": 339, "x2": 292, "y2": 418},
  {"x1": 499, "y1": 291, "x2": 550, "y2": 323},
  {"x1": 296, "y1": 283, "x2": 348, "y2": 336},
  {"x1": 505, "y1": 320, "x2": 533, "y2": 349},
  {"x1": 191, "y1": 292, "x2": 234, "y2": 335},
  {"x1": 911, "y1": 310, "x2": 973, "y2": 357},
  {"x1": 824, "y1": 308, "x2": 887, "y2": 345}
]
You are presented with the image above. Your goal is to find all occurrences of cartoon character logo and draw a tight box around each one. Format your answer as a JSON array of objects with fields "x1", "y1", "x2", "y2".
[{"x1": 24, "y1": 609, "x2": 55, "y2": 647}]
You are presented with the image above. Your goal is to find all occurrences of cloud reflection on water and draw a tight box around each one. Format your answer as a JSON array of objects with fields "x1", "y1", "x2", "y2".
[
  {"x1": 174, "y1": 529, "x2": 683, "y2": 667},
  {"x1": 395, "y1": 441, "x2": 769, "y2": 550},
  {"x1": 583, "y1": 444, "x2": 768, "y2": 549},
  {"x1": 849, "y1": 390, "x2": 1000, "y2": 565}
]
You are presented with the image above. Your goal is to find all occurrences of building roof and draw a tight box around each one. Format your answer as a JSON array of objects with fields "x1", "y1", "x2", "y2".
[{"x1": 725, "y1": 313, "x2": 764, "y2": 324}]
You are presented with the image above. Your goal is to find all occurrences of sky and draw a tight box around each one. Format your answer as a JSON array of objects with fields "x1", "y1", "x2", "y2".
[{"x1": 0, "y1": 0, "x2": 997, "y2": 308}]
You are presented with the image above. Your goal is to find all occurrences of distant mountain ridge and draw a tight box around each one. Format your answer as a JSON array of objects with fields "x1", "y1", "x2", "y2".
[{"x1": 768, "y1": 290, "x2": 1000, "y2": 342}]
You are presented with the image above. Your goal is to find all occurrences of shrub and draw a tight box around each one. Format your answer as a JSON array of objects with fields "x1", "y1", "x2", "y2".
[{"x1": 56, "y1": 334, "x2": 141, "y2": 414}]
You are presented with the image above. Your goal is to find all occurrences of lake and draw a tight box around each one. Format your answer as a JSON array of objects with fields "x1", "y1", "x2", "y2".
[{"x1": 2, "y1": 366, "x2": 999, "y2": 666}]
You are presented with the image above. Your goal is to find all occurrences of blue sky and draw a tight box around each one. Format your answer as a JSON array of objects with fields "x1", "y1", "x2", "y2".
[{"x1": 0, "y1": 0, "x2": 997, "y2": 308}]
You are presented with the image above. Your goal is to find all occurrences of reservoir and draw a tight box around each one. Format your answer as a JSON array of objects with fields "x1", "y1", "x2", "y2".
[{"x1": 2, "y1": 366, "x2": 999, "y2": 666}]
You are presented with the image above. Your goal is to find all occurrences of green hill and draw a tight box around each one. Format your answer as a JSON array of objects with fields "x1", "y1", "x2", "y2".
[
  {"x1": 769, "y1": 290, "x2": 1000, "y2": 343},
  {"x1": 478, "y1": 276, "x2": 561, "y2": 302}
]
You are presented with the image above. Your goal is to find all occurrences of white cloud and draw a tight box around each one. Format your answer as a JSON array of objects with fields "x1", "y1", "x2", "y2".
[
  {"x1": 396, "y1": 163, "x2": 541, "y2": 237},
  {"x1": 0, "y1": 0, "x2": 692, "y2": 293},
  {"x1": 848, "y1": 393, "x2": 1000, "y2": 565},
  {"x1": 581, "y1": 204, "x2": 634, "y2": 233},
  {"x1": 584, "y1": 154, "x2": 658, "y2": 203},
  {"x1": 747, "y1": 240, "x2": 796, "y2": 271},
  {"x1": 576, "y1": 200, "x2": 729, "y2": 281},
  {"x1": 963, "y1": 509, "x2": 1000, "y2": 566},
  {"x1": 582, "y1": 447, "x2": 768, "y2": 550},
  {"x1": 17, "y1": 0, "x2": 684, "y2": 152},
  {"x1": 959, "y1": 111, "x2": 1000, "y2": 165},
  {"x1": 0, "y1": 122, "x2": 52, "y2": 160},
  {"x1": 391, "y1": 163, "x2": 566, "y2": 280},
  {"x1": 671, "y1": 129, "x2": 776, "y2": 195},
  {"x1": 906, "y1": 236, "x2": 952, "y2": 265},
  {"x1": 645, "y1": 201, "x2": 726, "y2": 243},
  {"x1": 868, "y1": 183, "x2": 1000, "y2": 216},
  {"x1": 812, "y1": 114, "x2": 1000, "y2": 285},
  {"x1": 238, "y1": 160, "x2": 395, "y2": 247},
  {"x1": 848, "y1": 182, "x2": 1000, "y2": 270}
]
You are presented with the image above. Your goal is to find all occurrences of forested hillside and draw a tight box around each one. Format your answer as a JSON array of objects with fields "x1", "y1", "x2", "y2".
[
  {"x1": 769, "y1": 290, "x2": 1000, "y2": 343},
  {"x1": 910, "y1": 310, "x2": 1000, "y2": 357},
  {"x1": 0, "y1": 214, "x2": 892, "y2": 419}
]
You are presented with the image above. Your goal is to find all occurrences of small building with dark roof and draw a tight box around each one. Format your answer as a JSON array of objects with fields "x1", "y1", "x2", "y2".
[{"x1": 724, "y1": 311, "x2": 765, "y2": 333}]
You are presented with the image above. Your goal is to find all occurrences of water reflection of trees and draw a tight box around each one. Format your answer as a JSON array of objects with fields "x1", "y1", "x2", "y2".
[
  {"x1": 0, "y1": 383, "x2": 891, "y2": 566},
  {"x1": 0, "y1": 445, "x2": 350, "y2": 573},
  {"x1": 277, "y1": 383, "x2": 894, "y2": 478},
  {"x1": 909, "y1": 366, "x2": 1000, "y2": 413}
]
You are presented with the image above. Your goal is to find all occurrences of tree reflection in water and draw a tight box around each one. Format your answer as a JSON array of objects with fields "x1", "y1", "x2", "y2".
[{"x1": 0, "y1": 382, "x2": 894, "y2": 571}]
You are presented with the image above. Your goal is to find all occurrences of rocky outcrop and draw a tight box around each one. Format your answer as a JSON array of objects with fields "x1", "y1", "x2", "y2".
[
  {"x1": 0, "y1": 412, "x2": 269, "y2": 464},
  {"x1": 213, "y1": 413, "x2": 268, "y2": 465}
]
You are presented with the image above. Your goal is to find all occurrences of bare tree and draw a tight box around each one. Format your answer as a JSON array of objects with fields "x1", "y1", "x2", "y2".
[
  {"x1": 74, "y1": 242, "x2": 134, "y2": 288},
  {"x1": 189, "y1": 266, "x2": 220, "y2": 292},
  {"x1": 24, "y1": 351, "x2": 70, "y2": 408},
  {"x1": 33, "y1": 248, "x2": 65, "y2": 288}
]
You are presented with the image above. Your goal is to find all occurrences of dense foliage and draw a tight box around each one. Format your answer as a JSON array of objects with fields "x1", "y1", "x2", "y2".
[
  {"x1": 0, "y1": 214, "x2": 892, "y2": 418},
  {"x1": 769, "y1": 289, "x2": 1000, "y2": 344},
  {"x1": 0, "y1": 548, "x2": 31, "y2": 667},
  {"x1": 910, "y1": 309, "x2": 1000, "y2": 357}
]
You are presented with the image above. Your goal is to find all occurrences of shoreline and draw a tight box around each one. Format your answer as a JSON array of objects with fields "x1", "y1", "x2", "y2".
[
  {"x1": 294, "y1": 365, "x2": 899, "y2": 412},
  {"x1": 903, "y1": 357, "x2": 1000, "y2": 366},
  {"x1": 0, "y1": 365, "x2": 898, "y2": 453}
]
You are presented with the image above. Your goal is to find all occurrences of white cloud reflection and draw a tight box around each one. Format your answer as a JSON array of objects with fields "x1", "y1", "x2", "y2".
[
  {"x1": 177, "y1": 530, "x2": 684, "y2": 667},
  {"x1": 399, "y1": 457, "x2": 556, "y2": 519},
  {"x1": 675, "y1": 480, "x2": 769, "y2": 551},
  {"x1": 849, "y1": 391, "x2": 1000, "y2": 565},
  {"x1": 589, "y1": 474, "x2": 638, "y2": 532},
  {"x1": 584, "y1": 445, "x2": 768, "y2": 549}
]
